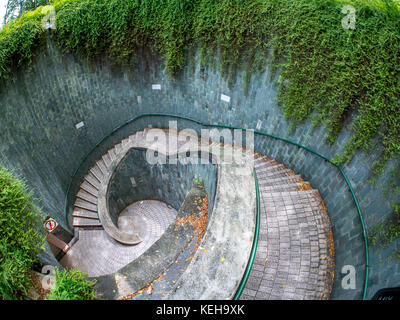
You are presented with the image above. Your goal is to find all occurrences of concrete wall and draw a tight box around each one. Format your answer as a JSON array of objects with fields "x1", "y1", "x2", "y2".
[
  {"x1": 0, "y1": 35, "x2": 398, "y2": 299},
  {"x1": 107, "y1": 148, "x2": 217, "y2": 225}
]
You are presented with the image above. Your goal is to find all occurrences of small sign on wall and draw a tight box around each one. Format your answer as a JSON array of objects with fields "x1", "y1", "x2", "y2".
[
  {"x1": 256, "y1": 120, "x2": 263, "y2": 130},
  {"x1": 221, "y1": 94, "x2": 231, "y2": 103},
  {"x1": 75, "y1": 121, "x2": 85, "y2": 129},
  {"x1": 152, "y1": 84, "x2": 162, "y2": 90}
]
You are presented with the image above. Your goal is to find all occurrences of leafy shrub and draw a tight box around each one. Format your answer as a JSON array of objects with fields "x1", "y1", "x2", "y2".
[
  {"x1": 193, "y1": 176, "x2": 204, "y2": 187},
  {"x1": 45, "y1": 268, "x2": 97, "y2": 300},
  {"x1": 368, "y1": 204, "x2": 400, "y2": 253},
  {"x1": 0, "y1": 167, "x2": 45, "y2": 300}
]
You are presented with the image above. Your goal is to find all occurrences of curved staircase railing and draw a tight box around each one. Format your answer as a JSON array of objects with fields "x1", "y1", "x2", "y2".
[{"x1": 63, "y1": 112, "x2": 369, "y2": 300}]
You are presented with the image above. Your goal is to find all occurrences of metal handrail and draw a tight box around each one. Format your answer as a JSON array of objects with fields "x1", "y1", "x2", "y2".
[
  {"x1": 233, "y1": 169, "x2": 260, "y2": 300},
  {"x1": 63, "y1": 112, "x2": 369, "y2": 300}
]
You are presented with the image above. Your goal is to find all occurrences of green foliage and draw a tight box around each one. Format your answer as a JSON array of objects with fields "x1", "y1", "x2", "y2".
[
  {"x1": 0, "y1": 0, "x2": 399, "y2": 211},
  {"x1": 45, "y1": 268, "x2": 97, "y2": 300},
  {"x1": 0, "y1": 167, "x2": 45, "y2": 300},
  {"x1": 0, "y1": 7, "x2": 49, "y2": 80},
  {"x1": 193, "y1": 176, "x2": 204, "y2": 187},
  {"x1": 368, "y1": 204, "x2": 400, "y2": 257}
]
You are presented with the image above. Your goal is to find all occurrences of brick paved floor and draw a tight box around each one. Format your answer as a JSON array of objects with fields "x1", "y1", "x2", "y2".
[
  {"x1": 61, "y1": 200, "x2": 177, "y2": 277},
  {"x1": 240, "y1": 156, "x2": 335, "y2": 300}
]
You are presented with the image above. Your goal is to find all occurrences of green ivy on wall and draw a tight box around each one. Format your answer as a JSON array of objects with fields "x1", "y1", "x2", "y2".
[{"x1": 0, "y1": 0, "x2": 399, "y2": 244}]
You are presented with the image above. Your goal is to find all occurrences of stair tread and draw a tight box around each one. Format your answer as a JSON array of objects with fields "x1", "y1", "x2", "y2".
[
  {"x1": 97, "y1": 159, "x2": 107, "y2": 174},
  {"x1": 73, "y1": 208, "x2": 99, "y2": 219},
  {"x1": 89, "y1": 165, "x2": 103, "y2": 182},
  {"x1": 77, "y1": 189, "x2": 97, "y2": 205},
  {"x1": 73, "y1": 217, "x2": 102, "y2": 227},
  {"x1": 80, "y1": 181, "x2": 99, "y2": 197},
  {"x1": 262, "y1": 189, "x2": 319, "y2": 197},
  {"x1": 258, "y1": 174, "x2": 302, "y2": 186},
  {"x1": 108, "y1": 148, "x2": 116, "y2": 162},
  {"x1": 102, "y1": 153, "x2": 111, "y2": 168},
  {"x1": 114, "y1": 143, "x2": 122, "y2": 155},
  {"x1": 84, "y1": 173, "x2": 100, "y2": 189},
  {"x1": 74, "y1": 198, "x2": 97, "y2": 212},
  {"x1": 260, "y1": 181, "x2": 311, "y2": 190},
  {"x1": 260, "y1": 184, "x2": 303, "y2": 192},
  {"x1": 256, "y1": 163, "x2": 286, "y2": 173},
  {"x1": 121, "y1": 138, "x2": 130, "y2": 147},
  {"x1": 256, "y1": 169, "x2": 294, "y2": 179}
]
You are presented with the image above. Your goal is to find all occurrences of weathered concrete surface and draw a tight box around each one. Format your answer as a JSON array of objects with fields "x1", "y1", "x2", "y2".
[
  {"x1": 165, "y1": 164, "x2": 256, "y2": 299},
  {"x1": 93, "y1": 187, "x2": 205, "y2": 300}
]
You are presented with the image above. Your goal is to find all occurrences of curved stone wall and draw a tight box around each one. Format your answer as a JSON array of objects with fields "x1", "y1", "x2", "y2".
[
  {"x1": 0, "y1": 37, "x2": 398, "y2": 299},
  {"x1": 107, "y1": 149, "x2": 217, "y2": 226}
]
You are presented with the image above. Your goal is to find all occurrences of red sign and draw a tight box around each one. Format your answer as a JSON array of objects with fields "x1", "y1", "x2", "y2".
[{"x1": 44, "y1": 218, "x2": 57, "y2": 232}]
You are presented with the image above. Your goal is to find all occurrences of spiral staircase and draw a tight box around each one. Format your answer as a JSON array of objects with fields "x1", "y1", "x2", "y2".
[{"x1": 59, "y1": 127, "x2": 334, "y2": 300}]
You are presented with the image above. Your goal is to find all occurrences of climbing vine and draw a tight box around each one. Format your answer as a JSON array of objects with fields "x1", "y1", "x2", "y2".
[
  {"x1": 0, "y1": 0, "x2": 400, "y2": 242},
  {"x1": 368, "y1": 204, "x2": 400, "y2": 258}
]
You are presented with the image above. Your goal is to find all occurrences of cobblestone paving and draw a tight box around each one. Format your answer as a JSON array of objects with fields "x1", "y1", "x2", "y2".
[
  {"x1": 60, "y1": 200, "x2": 177, "y2": 277},
  {"x1": 240, "y1": 156, "x2": 335, "y2": 300}
]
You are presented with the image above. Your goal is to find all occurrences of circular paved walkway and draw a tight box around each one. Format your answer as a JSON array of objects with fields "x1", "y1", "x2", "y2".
[
  {"x1": 60, "y1": 200, "x2": 177, "y2": 277},
  {"x1": 240, "y1": 156, "x2": 335, "y2": 300}
]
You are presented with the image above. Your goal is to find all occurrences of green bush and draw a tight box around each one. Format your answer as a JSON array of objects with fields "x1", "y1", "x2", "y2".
[
  {"x1": 46, "y1": 268, "x2": 97, "y2": 300},
  {"x1": 0, "y1": 167, "x2": 45, "y2": 300}
]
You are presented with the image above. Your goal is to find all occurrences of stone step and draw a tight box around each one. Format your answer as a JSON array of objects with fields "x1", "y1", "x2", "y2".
[
  {"x1": 257, "y1": 174, "x2": 302, "y2": 187},
  {"x1": 73, "y1": 208, "x2": 99, "y2": 219},
  {"x1": 262, "y1": 189, "x2": 320, "y2": 200},
  {"x1": 108, "y1": 148, "x2": 116, "y2": 162},
  {"x1": 89, "y1": 164, "x2": 104, "y2": 181},
  {"x1": 254, "y1": 155, "x2": 270, "y2": 164},
  {"x1": 73, "y1": 217, "x2": 102, "y2": 227},
  {"x1": 256, "y1": 169, "x2": 294, "y2": 180},
  {"x1": 84, "y1": 172, "x2": 100, "y2": 189},
  {"x1": 121, "y1": 137, "x2": 130, "y2": 148},
  {"x1": 257, "y1": 163, "x2": 286, "y2": 173},
  {"x1": 96, "y1": 159, "x2": 107, "y2": 175},
  {"x1": 74, "y1": 198, "x2": 97, "y2": 212},
  {"x1": 80, "y1": 180, "x2": 99, "y2": 197},
  {"x1": 261, "y1": 190, "x2": 324, "y2": 210},
  {"x1": 114, "y1": 142, "x2": 122, "y2": 155},
  {"x1": 259, "y1": 182, "x2": 311, "y2": 193},
  {"x1": 76, "y1": 189, "x2": 98, "y2": 205},
  {"x1": 102, "y1": 153, "x2": 112, "y2": 168},
  {"x1": 254, "y1": 159, "x2": 279, "y2": 169}
]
